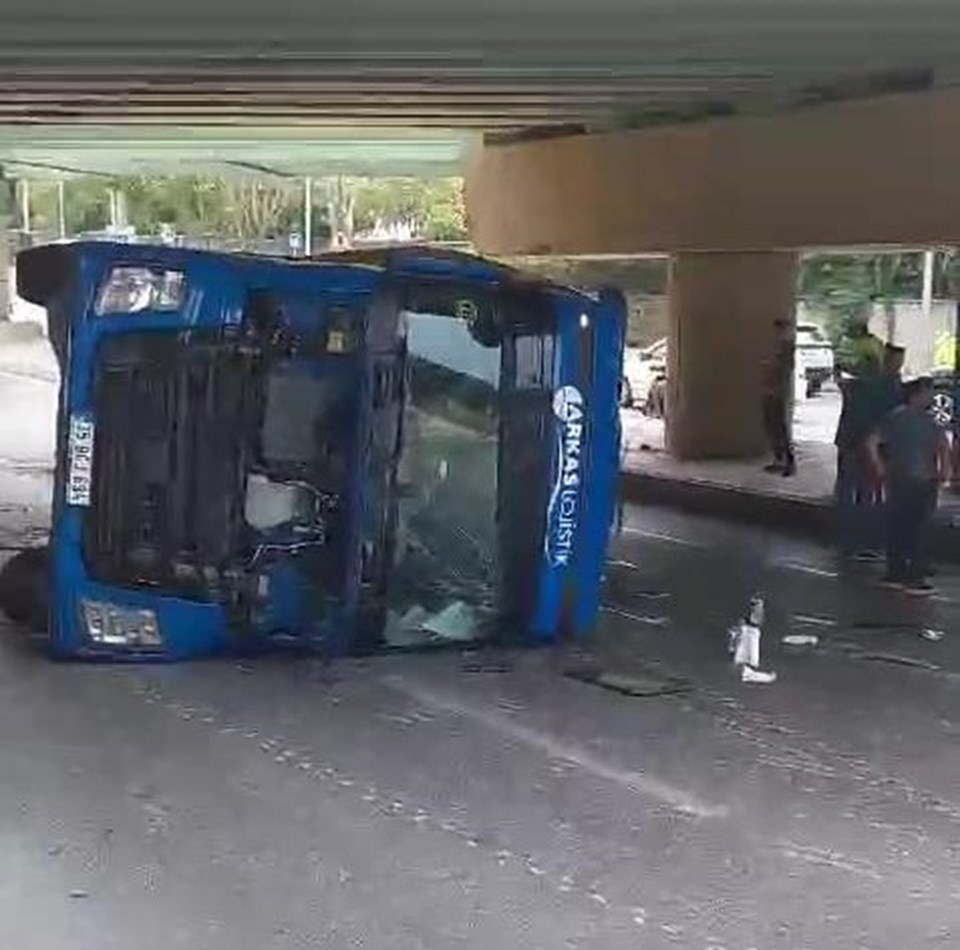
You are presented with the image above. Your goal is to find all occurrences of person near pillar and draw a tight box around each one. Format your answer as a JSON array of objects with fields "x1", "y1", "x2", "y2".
[
  {"x1": 867, "y1": 376, "x2": 950, "y2": 594},
  {"x1": 762, "y1": 318, "x2": 796, "y2": 477}
]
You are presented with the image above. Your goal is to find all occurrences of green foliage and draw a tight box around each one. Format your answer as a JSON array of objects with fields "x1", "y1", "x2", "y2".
[
  {"x1": 799, "y1": 251, "x2": 924, "y2": 348},
  {"x1": 21, "y1": 174, "x2": 467, "y2": 246},
  {"x1": 351, "y1": 177, "x2": 466, "y2": 241},
  {"x1": 27, "y1": 179, "x2": 111, "y2": 235}
]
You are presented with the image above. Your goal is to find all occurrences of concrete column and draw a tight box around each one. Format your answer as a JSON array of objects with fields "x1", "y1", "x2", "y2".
[{"x1": 666, "y1": 251, "x2": 798, "y2": 460}]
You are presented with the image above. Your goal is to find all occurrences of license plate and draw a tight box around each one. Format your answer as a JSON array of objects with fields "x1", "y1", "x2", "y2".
[{"x1": 67, "y1": 414, "x2": 95, "y2": 507}]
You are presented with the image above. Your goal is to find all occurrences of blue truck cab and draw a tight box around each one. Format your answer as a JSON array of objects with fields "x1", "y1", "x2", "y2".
[{"x1": 16, "y1": 242, "x2": 625, "y2": 660}]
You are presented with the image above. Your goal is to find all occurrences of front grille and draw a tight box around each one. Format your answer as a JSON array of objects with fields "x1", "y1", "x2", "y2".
[{"x1": 85, "y1": 332, "x2": 259, "y2": 594}]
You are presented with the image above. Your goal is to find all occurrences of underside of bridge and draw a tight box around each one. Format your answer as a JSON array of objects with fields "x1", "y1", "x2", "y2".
[
  {"x1": 1, "y1": 0, "x2": 958, "y2": 458},
  {"x1": 0, "y1": 0, "x2": 957, "y2": 176}
]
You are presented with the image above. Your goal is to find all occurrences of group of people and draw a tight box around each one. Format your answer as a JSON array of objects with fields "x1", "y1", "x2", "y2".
[{"x1": 834, "y1": 335, "x2": 950, "y2": 594}]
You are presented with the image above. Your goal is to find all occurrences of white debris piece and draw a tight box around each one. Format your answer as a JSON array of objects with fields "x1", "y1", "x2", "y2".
[
  {"x1": 921, "y1": 628, "x2": 945, "y2": 642},
  {"x1": 729, "y1": 595, "x2": 777, "y2": 684},
  {"x1": 731, "y1": 623, "x2": 762, "y2": 669},
  {"x1": 782, "y1": 634, "x2": 820, "y2": 648},
  {"x1": 742, "y1": 667, "x2": 778, "y2": 684},
  {"x1": 421, "y1": 600, "x2": 479, "y2": 642}
]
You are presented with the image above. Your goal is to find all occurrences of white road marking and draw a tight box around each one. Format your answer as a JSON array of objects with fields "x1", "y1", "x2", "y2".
[
  {"x1": 777, "y1": 561, "x2": 839, "y2": 579},
  {"x1": 620, "y1": 527, "x2": 707, "y2": 548},
  {"x1": 385, "y1": 677, "x2": 728, "y2": 820},
  {"x1": 791, "y1": 613, "x2": 839, "y2": 627},
  {"x1": 776, "y1": 840, "x2": 883, "y2": 881},
  {"x1": 601, "y1": 606, "x2": 670, "y2": 626}
]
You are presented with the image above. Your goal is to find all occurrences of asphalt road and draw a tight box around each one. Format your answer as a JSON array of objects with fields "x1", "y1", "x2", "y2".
[
  {"x1": 0, "y1": 340, "x2": 955, "y2": 948},
  {"x1": 0, "y1": 500, "x2": 958, "y2": 950}
]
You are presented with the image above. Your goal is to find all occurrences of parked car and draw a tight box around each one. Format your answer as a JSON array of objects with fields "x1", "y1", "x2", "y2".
[
  {"x1": 621, "y1": 324, "x2": 832, "y2": 416},
  {"x1": 795, "y1": 323, "x2": 834, "y2": 397},
  {"x1": 621, "y1": 338, "x2": 666, "y2": 409}
]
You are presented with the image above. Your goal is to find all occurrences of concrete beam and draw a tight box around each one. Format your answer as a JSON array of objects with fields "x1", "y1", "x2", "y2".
[{"x1": 465, "y1": 89, "x2": 960, "y2": 255}]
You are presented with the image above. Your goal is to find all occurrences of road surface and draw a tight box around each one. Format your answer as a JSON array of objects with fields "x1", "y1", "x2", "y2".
[
  {"x1": 0, "y1": 498, "x2": 958, "y2": 949},
  {"x1": 0, "y1": 339, "x2": 955, "y2": 948}
]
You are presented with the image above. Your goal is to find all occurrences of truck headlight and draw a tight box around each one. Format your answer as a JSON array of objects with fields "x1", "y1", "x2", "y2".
[
  {"x1": 95, "y1": 267, "x2": 186, "y2": 315},
  {"x1": 81, "y1": 600, "x2": 162, "y2": 647}
]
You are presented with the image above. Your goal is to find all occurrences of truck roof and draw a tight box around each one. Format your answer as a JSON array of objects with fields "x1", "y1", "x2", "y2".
[{"x1": 17, "y1": 240, "x2": 592, "y2": 309}]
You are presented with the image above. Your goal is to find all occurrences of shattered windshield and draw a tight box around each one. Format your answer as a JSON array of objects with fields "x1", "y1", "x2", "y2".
[{"x1": 385, "y1": 312, "x2": 501, "y2": 647}]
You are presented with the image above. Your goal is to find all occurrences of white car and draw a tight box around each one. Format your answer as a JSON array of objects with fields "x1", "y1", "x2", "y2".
[
  {"x1": 621, "y1": 339, "x2": 666, "y2": 410},
  {"x1": 621, "y1": 325, "x2": 832, "y2": 411},
  {"x1": 795, "y1": 323, "x2": 835, "y2": 397}
]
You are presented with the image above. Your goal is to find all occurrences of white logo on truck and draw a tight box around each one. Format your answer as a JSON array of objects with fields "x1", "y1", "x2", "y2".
[{"x1": 546, "y1": 386, "x2": 585, "y2": 567}]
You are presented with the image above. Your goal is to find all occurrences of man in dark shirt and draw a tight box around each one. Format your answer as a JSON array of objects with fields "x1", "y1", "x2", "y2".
[
  {"x1": 866, "y1": 377, "x2": 950, "y2": 594},
  {"x1": 763, "y1": 319, "x2": 796, "y2": 476},
  {"x1": 834, "y1": 344, "x2": 904, "y2": 559}
]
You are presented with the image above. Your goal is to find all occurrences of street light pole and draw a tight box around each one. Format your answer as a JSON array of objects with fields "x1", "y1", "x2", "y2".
[
  {"x1": 922, "y1": 248, "x2": 935, "y2": 325},
  {"x1": 57, "y1": 180, "x2": 66, "y2": 239},
  {"x1": 303, "y1": 176, "x2": 313, "y2": 257},
  {"x1": 19, "y1": 178, "x2": 30, "y2": 236}
]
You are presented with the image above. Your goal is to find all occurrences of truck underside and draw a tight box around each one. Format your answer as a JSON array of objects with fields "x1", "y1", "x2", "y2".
[{"x1": 85, "y1": 296, "x2": 364, "y2": 647}]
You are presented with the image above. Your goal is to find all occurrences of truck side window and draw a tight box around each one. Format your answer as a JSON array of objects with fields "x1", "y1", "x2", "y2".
[{"x1": 512, "y1": 334, "x2": 554, "y2": 390}]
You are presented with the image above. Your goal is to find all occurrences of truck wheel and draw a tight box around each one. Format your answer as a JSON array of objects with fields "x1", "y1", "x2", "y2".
[{"x1": 0, "y1": 547, "x2": 50, "y2": 633}]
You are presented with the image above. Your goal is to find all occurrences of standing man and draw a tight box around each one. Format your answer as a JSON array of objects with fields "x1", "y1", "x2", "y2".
[
  {"x1": 763, "y1": 318, "x2": 796, "y2": 477},
  {"x1": 866, "y1": 377, "x2": 950, "y2": 594},
  {"x1": 835, "y1": 344, "x2": 904, "y2": 560},
  {"x1": 834, "y1": 369, "x2": 877, "y2": 558},
  {"x1": 871, "y1": 343, "x2": 906, "y2": 420}
]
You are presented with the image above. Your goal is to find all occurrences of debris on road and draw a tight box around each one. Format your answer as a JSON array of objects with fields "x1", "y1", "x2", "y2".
[
  {"x1": 792, "y1": 613, "x2": 838, "y2": 628},
  {"x1": 729, "y1": 595, "x2": 777, "y2": 684},
  {"x1": 782, "y1": 634, "x2": 820, "y2": 648},
  {"x1": 860, "y1": 652, "x2": 941, "y2": 671},
  {"x1": 601, "y1": 605, "x2": 670, "y2": 626},
  {"x1": 921, "y1": 628, "x2": 946, "y2": 642},
  {"x1": 729, "y1": 621, "x2": 761, "y2": 668},
  {"x1": 564, "y1": 665, "x2": 691, "y2": 697},
  {"x1": 741, "y1": 666, "x2": 778, "y2": 684}
]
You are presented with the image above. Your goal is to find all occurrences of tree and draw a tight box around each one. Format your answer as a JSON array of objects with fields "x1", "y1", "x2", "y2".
[
  {"x1": 19, "y1": 173, "x2": 468, "y2": 248},
  {"x1": 222, "y1": 180, "x2": 296, "y2": 242},
  {"x1": 799, "y1": 251, "x2": 923, "y2": 345},
  {"x1": 351, "y1": 177, "x2": 466, "y2": 242}
]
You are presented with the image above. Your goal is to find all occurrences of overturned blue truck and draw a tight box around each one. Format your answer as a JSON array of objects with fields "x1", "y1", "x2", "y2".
[{"x1": 7, "y1": 242, "x2": 625, "y2": 660}]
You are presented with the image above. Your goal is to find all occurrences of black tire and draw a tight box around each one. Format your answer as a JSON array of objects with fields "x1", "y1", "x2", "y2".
[{"x1": 0, "y1": 547, "x2": 50, "y2": 633}]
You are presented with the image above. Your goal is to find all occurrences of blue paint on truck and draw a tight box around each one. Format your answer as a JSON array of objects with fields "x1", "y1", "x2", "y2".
[{"x1": 16, "y1": 242, "x2": 626, "y2": 660}]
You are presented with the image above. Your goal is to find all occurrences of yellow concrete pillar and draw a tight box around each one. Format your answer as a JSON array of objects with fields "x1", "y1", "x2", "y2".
[{"x1": 666, "y1": 252, "x2": 798, "y2": 460}]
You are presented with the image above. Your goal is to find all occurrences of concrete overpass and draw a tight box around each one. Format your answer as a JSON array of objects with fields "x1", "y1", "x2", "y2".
[{"x1": 2, "y1": 0, "x2": 960, "y2": 458}]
